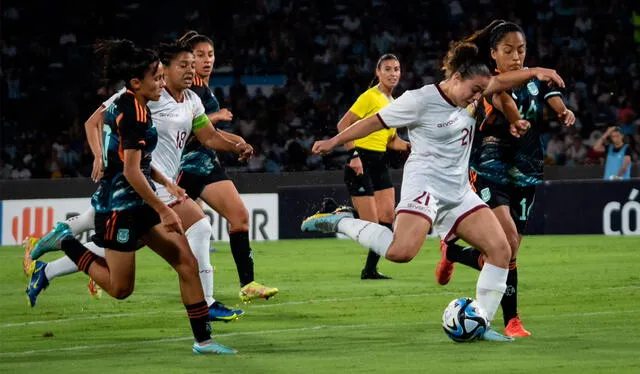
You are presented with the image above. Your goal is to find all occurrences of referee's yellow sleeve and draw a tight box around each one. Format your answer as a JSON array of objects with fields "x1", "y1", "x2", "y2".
[{"x1": 348, "y1": 92, "x2": 372, "y2": 118}]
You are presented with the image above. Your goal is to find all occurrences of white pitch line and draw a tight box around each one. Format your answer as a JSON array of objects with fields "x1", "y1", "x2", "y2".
[
  {"x1": 3, "y1": 284, "x2": 638, "y2": 329},
  {"x1": 0, "y1": 291, "x2": 459, "y2": 328}
]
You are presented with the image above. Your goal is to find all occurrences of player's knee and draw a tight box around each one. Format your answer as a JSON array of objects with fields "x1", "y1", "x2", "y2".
[
  {"x1": 111, "y1": 285, "x2": 134, "y2": 300},
  {"x1": 181, "y1": 253, "x2": 199, "y2": 275},
  {"x1": 386, "y1": 243, "x2": 418, "y2": 263},
  {"x1": 227, "y1": 208, "x2": 249, "y2": 231},
  {"x1": 491, "y1": 239, "x2": 512, "y2": 267},
  {"x1": 377, "y1": 212, "x2": 394, "y2": 226}
]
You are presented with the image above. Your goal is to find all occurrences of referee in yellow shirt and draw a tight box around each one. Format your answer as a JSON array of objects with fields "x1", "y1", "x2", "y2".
[{"x1": 337, "y1": 54, "x2": 411, "y2": 279}]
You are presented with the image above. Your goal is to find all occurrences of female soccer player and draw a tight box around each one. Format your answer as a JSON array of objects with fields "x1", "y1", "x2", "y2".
[
  {"x1": 301, "y1": 41, "x2": 565, "y2": 341},
  {"x1": 434, "y1": 21, "x2": 575, "y2": 337},
  {"x1": 26, "y1": 42, "x2": 251, "y2": 323},
  {"x1": 177, "y1": 31, "x2": 279, "y2": 302},
  {"x1": 337, "y1": 53, "x2": 410, "y2": 279},
  {"x1": 29, "y1": 39, "x2": 236, "y2": 354}
]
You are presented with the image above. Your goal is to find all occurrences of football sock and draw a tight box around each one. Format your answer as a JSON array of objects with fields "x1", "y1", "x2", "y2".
[
  {"x1": 186, "y1": 218, "x2": 215, "y2": 306},
  {"x1": 337, "y1": 218, "x2": 393, "y2": 258},
  {"x1": 66, "y1": 208, "x2": 96, "y2": 235},
  {"x1": 60, "y1": 237, "x2": 99, "y2": 274},
  {"x1": 501, "y1": 259, "x2": 519, "y2": 326},
  {"x1": 44, "y1": 241, "x2": 105, "y2": 280},
  {"x1": 44, "y1": 256, "x2": 77, "y2": 280},
  {"x1": 476, "y1": 263, "x2": 508, "y2": 322},
  {"x1": 446, "y1": 242, "x2": 484, "y2": 270},
  {"x1": 229, "y1": 230, "x2": 254, "y2": 287},
  {"x1": 185, "y1": 301, "x2": 212, "y2": 343},
  {"x1": 364, "y1": 221, "x2": 393, "y2": 271}
]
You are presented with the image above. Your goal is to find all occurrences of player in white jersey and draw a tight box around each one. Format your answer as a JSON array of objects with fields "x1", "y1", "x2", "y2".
[
  {"x1": 25, "y1": 42, "x2": 252, "y2": 323},
  {"x1": 301, "y1": 42, "x2": 565, "y2": 341}
]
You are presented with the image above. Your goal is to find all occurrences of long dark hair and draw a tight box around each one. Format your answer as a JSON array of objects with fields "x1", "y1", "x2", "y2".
[
  {"x1": 156, "y1": 41, "x2": 193, "y2": 67},
  {"x1": 441, "y1": 42, "x2": 491, "y2": 80},
  {"x1": 95, "y1": 39, "x2": 160, "y2": 89},
  {"x1": 369, "y1": 53, "x2": 400, "y2": 88},
  {"x1": 178, "y1": 30, "x2": 214, "y2": 50},
  {"x1": 463, "y1": 20, "x2": 526, "y2": 69}
]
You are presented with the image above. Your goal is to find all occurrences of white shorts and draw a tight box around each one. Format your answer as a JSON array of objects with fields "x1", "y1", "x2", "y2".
[
  {"x1": 154, "y1": 182, "x2": 180, "y2": 207},
  {"x1": 396, "y1": 166, "x2": 487, "y2": 242}
]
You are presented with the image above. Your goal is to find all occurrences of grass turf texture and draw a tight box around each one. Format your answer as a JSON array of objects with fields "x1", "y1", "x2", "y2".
[{"x1": 1, "y1": 236, "x2": 639, "y2": 373}]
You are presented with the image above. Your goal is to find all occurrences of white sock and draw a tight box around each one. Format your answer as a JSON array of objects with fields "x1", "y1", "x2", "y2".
[
  {"x1": 84, "y1": 241, "x2": 106, "y2": 257},
  {"x1": 44, "y1": 256, "x2": 78, "y2": 280},
  {"x1": 186, "y1": 217, "x2": 215, "y2": 306},
  {"x1": 43, "y1": 241, "x2": 105, "y2": 281},
  {"x1": 66, "y1": 208, "x2": 96, "y2": 235},
  {"x1": 476, "y1": 263, "x2": 508, "y2": 322},
  {"x1": 336, "y1": 218, "x2": 393, "y2": 258}
]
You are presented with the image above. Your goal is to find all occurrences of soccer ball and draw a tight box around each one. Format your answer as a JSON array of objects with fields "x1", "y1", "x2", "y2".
[{"x1": 442, "y1": 297, "x2": 488, "y2": 342}]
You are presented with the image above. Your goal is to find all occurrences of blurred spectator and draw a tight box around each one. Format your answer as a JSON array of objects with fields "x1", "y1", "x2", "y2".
[
  {"x1": 0, "y1": 156, "x2": 13, "y2": 179},
  {"x1": 11, "y1": 160, "x2": 31, "y2": 179},
  {"x1": 566, "y1": 136, "x2": 587, "y2": 166},
  {"x1": 593, "y1": 127, "x2": 633, "y2": 180},
  {"x1": 0, "y1": 0, "x2": 638, "y2": 178},
  {"x1": 546, "y1": 133, "x2": 567, "y2": 165}
]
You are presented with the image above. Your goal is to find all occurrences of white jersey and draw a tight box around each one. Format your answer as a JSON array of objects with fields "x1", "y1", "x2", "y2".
[
  {"x1": 103, "y1": 88, "x2": 208, "y2": 182},
  {"x1": 377, "y1": 84, "x2": 477, "y2": 201}
]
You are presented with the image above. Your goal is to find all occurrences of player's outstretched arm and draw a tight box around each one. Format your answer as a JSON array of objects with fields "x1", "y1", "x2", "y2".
[
  {"x1": 547, "y1": 96, "x2": 576, "y2": 126},
  {"x1": 312, "y1": 115, "x2": 384, "y2": 155},
  {"x1": 194, "y1": 123, "x2": 253, "y2": 159},
  {"x1": 491, "y1": 92, "x2": 530, "y2": 138},
  {"x1": 485, "y1": 67, "x2": 565, "y2": 97}
]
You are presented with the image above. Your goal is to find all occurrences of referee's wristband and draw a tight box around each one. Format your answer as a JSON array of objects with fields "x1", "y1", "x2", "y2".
[{"x1": 347, "y1": 149, "x2": 360, "y2": 161}]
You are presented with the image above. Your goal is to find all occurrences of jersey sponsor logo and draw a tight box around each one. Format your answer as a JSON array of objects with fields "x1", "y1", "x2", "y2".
[
  {"x1": 117, "y1": 228, "x2": 130, "y2": 243},
  {"x1": 437, "y1": 118, "x2": 458, "y2": 128},
  {"x1": 526, "y1": 81, "x2": 539, "y2": 96},
  {"x1": 480, "y1": 188, "x2": 491, "y2": 203},
  {"x1": 158, "y1": 112, "x2": 180, "y2": 118}
]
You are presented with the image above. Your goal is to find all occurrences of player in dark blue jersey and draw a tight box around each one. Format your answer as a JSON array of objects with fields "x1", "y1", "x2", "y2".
[
  {"x1": 29, "y1": 40, "x2": 236, "y2": 354},
  {"x1": 435, "y1": 21, "x2": 575, "y2": 337},
  {"x1": 177, "y1": 31, "x2": 279, "y2": 303}
]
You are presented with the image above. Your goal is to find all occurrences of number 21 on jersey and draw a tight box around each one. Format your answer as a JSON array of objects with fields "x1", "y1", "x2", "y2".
[{"x1": 461, "y1": 125, "x2": 473, "y2": 146}]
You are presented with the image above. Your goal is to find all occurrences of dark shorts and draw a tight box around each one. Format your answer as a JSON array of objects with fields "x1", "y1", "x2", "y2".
[
  {"x1": 471, "y1": 172, "x2": 536, "y2": 234},
  {"x1": 177, "y1": 161, "x2": 230, "y2": 200},
  {"x1": 92, "y1": 204, "x2": 160, "y2": 252},
  {"x1": 344, "y1": 148, "x2": 393, "y2": 197}
]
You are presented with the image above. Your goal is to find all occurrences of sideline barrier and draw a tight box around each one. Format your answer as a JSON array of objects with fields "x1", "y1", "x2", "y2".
[{"x1": 1, "y1": 176, "x2": 638, "y2": 244}]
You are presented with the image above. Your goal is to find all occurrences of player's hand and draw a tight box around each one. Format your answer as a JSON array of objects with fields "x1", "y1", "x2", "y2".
[
  {"x1": 213, "y1": 108, "x2": 233, "y2": 123},
  {"x1": 166, "y1": 183, "x2": 187, "y2": 203},
  {"x1": 312, "y1": 139, "x2": 337, "y2": 155},
  {"x1": 91, "y1": 157, "x2": 104, "y2": 182},
  {"x1": 531, "y1": 67, "x2": 565, "y2": 88},
  {"x1": 558, "y1": 109, "x2": 575, "y2": 126},
  {"x1": 605, "y1": 126, "x2": 617, "y2": 135},
  {"x1": 509, "y1": 119, "x2": 531, "y2": 138},
  {"x1": 235, "y1": 142, "x2": 253, "y2": 162},
  {"x1": 348, "y1": 156, "x2": 364, "y2": 175},
  {"x1": 160, "y1": 207, "x2": 184, "y2": 235},
  {"x1": 403, "y1": 141, "x2": 411, "y2": 152}
]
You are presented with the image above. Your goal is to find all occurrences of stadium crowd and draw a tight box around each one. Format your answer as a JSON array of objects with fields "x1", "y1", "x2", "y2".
[{"x1": 1, "y1": 0, "x2": 639, "y2": 178}]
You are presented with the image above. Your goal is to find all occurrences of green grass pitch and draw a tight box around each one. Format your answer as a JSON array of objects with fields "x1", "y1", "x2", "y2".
[{"x1": 1, "y1": 236, "x2": 639, "y2": 373}]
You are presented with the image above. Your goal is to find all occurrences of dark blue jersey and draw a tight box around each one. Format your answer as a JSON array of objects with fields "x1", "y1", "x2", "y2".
[
  {"x1": 471, "y1": 74, "x2": 562, "y2": 186},
  {"x1": 93, "y1": 91, "x2": 158, "y2": 212}
]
